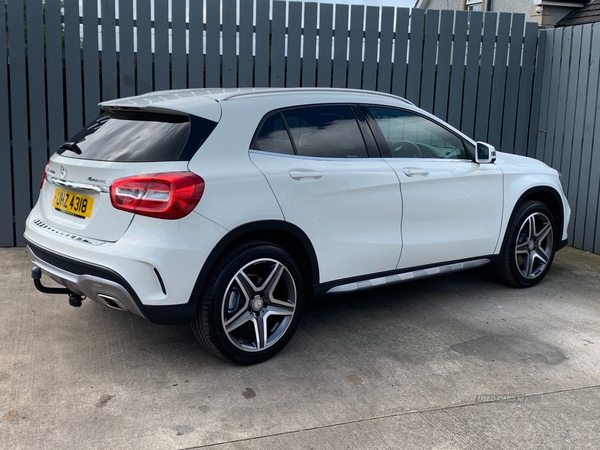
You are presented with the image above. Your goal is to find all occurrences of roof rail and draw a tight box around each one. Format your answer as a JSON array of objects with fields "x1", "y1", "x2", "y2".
[{"x1": 220, "y1": 87, "x2": 414, "y2": 106}]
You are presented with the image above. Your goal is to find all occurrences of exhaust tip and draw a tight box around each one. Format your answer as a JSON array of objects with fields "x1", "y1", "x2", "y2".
[{"x1": 97, "y1": 294, "x2": 127, "y2": 312}]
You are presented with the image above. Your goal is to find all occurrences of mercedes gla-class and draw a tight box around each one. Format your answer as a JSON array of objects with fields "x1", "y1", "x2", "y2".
[{"x1": 25, "y1": 88, "x2": 571, "y2": 364}]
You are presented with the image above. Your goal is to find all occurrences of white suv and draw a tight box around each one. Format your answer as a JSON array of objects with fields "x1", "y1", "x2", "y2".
[{"x1": 24, "y1": 88, "x2": 570, "y2": 364}]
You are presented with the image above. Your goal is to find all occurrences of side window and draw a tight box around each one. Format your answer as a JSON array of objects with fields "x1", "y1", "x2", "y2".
[
  {"x1": 366, "y1": 107, "x2": 469, "y2": 159},
  {"x1": 282, "y1": 106, "x2": 368, "y2": 158},
  {"x1": 252, "y1": 113, "x2": 295, "y2": 155}
]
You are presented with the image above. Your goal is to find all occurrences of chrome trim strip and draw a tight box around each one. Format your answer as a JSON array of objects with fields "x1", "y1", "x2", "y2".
[
  {"x1": 32, "y1": 219, "x2": 106, "y2": 246},
  {"x1": 46, "y1": 175, "x2": 109, "y2": 193},
  {"x1": 326, "y1": 258, "x2": 491, "y2": 294},
  {"x1": 249, "y1": 149, "x2": 373, "y2": 162}
]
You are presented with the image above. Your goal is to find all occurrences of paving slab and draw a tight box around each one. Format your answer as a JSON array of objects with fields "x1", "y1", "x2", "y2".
[{"x1": 1, "y1": 246, "x2": 599, "y2": 449}]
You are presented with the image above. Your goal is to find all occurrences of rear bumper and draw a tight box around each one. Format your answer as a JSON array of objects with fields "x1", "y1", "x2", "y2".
[
  {"x1": 26, "y1": 241, "x2": 199, "y2": 324},
  {"x1": 27, "y1": 241, "x2": 145, "y2": 317},
  {"x1": 23, "y1": 199, "x2": 230, "y2": 324}
]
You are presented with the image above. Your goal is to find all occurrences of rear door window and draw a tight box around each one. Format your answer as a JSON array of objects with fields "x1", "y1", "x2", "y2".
[
  {"x1": 58, "y1": 111, "x2": 216, "y2": 162},
  {"x1": 283, "y1": 106, "x2": 368, "y2": 158},
  {"x1": 252, "y1": 105, "x2": 368, "y2": 159}
]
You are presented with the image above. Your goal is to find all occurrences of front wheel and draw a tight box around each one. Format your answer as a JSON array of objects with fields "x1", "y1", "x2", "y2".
[
  {"x1": 494, "y1": 200, "x2": 556, "y2": 288},
  {"x1": 191, "y1": 242, "x2": 304, "y2": 364}
]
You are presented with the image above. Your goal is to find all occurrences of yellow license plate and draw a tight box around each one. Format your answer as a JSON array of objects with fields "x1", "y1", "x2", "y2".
[{"x1": 52, "y1": 188, "x2": 94, "y2": 219}]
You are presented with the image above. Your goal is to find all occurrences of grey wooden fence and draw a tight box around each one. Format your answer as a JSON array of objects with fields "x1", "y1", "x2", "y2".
[
  {"x1": 536, "y1": 23, "x2": 600, "y2": 254},
  {"x1": 2, "y1": 0, "x2": 542, "y2": 247}
]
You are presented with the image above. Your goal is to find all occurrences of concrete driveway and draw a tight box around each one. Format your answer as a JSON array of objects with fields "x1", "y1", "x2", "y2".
[{"x1": 1, "y1": 246, "x2": 600, "y2": 449}]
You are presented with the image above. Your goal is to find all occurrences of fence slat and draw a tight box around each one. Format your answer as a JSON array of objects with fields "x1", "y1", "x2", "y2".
[
  {"x1": 317, "y1": 3, "x2": 334, "y2": 87},
  {"x1": 543, "y1": 29, "x2": 565, "y2": 166},
  {"x1": 550, "y1": 27, "x2": 572, "y2": 170},
  {"x1": 83, "y1": 1, "x2": 101, "y2": 120},
  {"x1": 392, "y1": 8, "x2": 410, "y2": 98},
  {"x1": 567, "y1": 25, "x2": 590, "y2": 241},
  {"x1": 461, "y1": 11, "x2": 483, "y2": 137},
  {"x1": 205, "y1": 0, "x2": 220, "y2": 87},
  {"x1": 26, "y1": 0, "x2": 48, "y2": 202},
  {"x1": 473, "y1": 12, "x2": 495, "y2": 141},
  {"x1": 573, "y1": 24, "x2": 595, "y2": 248},
  {"x1": 534, "y1": 31, "x2": 554, "y2": 161},
  {"x1": 172, "y1": 0, "x2": 188, "y2": 89},
  {"x1": 118, "y1": 0, "x2": 135, "y2": 96},
  {"x1": 64, "y1": 1, "x2": 83, "y2": 137},
  {"x1": 255, "y1": 0, "x2": 270, "y2": 87},
  {"x1": 287, "y1": 2, "x2": 302, "y2": 87},
  {"x1": 447, "y1": 10, "x2": 468, "y2": 130},
  {"x1": 101, "y1": 0, "x2": 118, "y2": 100},
  {"x1": 333, "y1": 4, "x2": 349, "y2": 88},
  {"x1": 189, "y1": 0, "x2": 204, "y2": 88},
  {"x1": 302, "y1": 2, "x2": 318, "y2": 87},
  {"x1": 560, "y1": 26, "x2": 582, "y2": 184},
  {"x1": 514, "y1": 21, "x2": 538, "y2": 156},
  {"x1": 433, "y1": 10, "x2": 454, "y2": 121},
  {"x1": 348, "y1": 5, "x2": 364, "y2": 89},
  {"x1": 136, "y1": 0, "x2": 153, "y2": 93},
  {"x1": 377, "y1": 7, "x2": 394, "y2": 93},
  {"x1": 420, "y1": 10, "x2": 439, "y2": 113},
  {"x1": 582, "y1": 24, "x2": 600, "y2": 251},
  {"x1": 45, "y1": 0, "x2": 65, "y2": 158},
  {"x1": 594, "y1": 88, "x2": 600, "y2": 252},
  {"x1": 588, "y1": 94, "x2": 600, "y2": 252},
  {"x1": 500, "y1": 14, "x2": 525, "y2": 154},
  {"x1": 487, "y1": 13, "x2": 511, "y2": 149},
  {"x1": 406, "y1": 8, "x2": 425, "y2": 105},
  {"x1": 271, "y1": 1, "x2": 286, "y2": 87},
  {"x1": 7, "y1": 0, "x2": 29, "y2": 246},
  {"x1": 154, "y1": 0, "x2": 170, "y2": 90},
  {"x1": 222, "y1": 0, "x2": 237, "y2": 88},
  {"x1": 238, "y1": 0, "x2": 253, "y2": 87},
  {"x1": 362, "y1": 6, "x2": 379, "y2": 91},
  {"x1": 0, "y1": 1, "x2": 13, "y2": 245}
]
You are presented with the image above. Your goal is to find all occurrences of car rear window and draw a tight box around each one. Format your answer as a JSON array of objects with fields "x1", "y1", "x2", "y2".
[{"x1": 58, "y1": 110, "x2": 216, "y2": 162}]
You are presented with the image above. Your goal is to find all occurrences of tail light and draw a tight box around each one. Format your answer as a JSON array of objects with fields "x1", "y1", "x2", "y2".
[
  {"x1": 110, "y1": 172, "x2": 204, "y2": 219},
  {"x1": 40, "y1": 163, "x2": 49, "y2": 189}
]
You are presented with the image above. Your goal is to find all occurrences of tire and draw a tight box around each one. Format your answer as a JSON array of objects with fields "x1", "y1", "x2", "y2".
[
  {"x1": 191, "y1": 241, "x2": 304, "y2": 365},
  {"x1": 494, "y1": 200, "x2": 556, "y2": 288}
]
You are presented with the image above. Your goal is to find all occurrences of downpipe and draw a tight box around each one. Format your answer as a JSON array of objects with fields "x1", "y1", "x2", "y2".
[{"x1": 31, "y1": 266, "x2": 85, "y2": 307}]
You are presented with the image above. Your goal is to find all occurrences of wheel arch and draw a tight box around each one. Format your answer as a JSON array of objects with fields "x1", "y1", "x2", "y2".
[
  {"x1": 190, "y1": 220, "x2": 319, "y2": 308},
  {"x1": 509, "y1": 186, "x2": 565, "y2": 250}
]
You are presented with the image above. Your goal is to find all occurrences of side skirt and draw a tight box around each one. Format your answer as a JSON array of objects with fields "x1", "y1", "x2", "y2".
[{"x1": 314, "y1": 256, "x2": 498, "y2": 296}]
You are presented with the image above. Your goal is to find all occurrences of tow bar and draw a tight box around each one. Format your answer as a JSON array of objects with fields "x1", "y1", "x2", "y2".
[{"x1": 31, "y1": 266, "x2": 84, "y2": 307}]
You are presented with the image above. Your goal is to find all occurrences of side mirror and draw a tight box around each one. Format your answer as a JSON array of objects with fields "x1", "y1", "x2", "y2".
[{"x1": 475, "y1": 142, "x2": 496, "y2": 164}]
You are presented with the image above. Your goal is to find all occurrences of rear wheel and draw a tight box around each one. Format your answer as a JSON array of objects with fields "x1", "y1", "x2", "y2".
[
  {"x1": 494, "y1": 201, "x2": 556, "y2": 287},
  {"x1": 191, "y1": 241, "x2": 304, "y2": 364}
]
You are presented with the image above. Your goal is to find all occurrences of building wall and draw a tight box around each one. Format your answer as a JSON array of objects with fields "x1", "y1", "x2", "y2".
[
  {"x1": 492, "y1": 0, "x2": 532, "y2": 16},
  {"x1": 422, "y1": 0, "x2": 463, "y2": 11},
  {"x1": 419, "y1": 0, "x2": 577, "y2": 27},
  {"x1": 419, "y1": 0, "x2": 533, "y2": 17}
]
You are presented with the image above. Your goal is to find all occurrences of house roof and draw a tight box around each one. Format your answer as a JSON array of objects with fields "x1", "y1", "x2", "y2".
[{"x1": 556, "y1": 1, "x2": 600, "y2": 26}]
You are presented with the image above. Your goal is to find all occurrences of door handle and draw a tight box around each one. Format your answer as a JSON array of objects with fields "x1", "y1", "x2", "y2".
[
  {"x1": 403, "y1": 168, "x2": 429, "y2": 177},
  {"x1": 289, "y1": 170, "x2": 323, "y2": 180}
]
